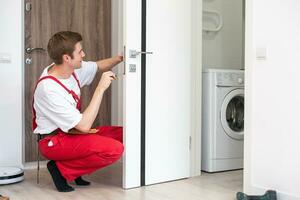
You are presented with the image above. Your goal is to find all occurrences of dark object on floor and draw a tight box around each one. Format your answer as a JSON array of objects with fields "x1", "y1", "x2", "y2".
[
  {"x1": 0, "y1": 195, "x2": 9, "y2": 200},
  {"x1": 74, "y1": 176, "x2": 91, "y2": 186},
  {"x1": 237, "y1": 190, "x2": 277, "y2": 200},
  {"x1": 47, "y1": 160, "x2": 74, "y2": 192}
]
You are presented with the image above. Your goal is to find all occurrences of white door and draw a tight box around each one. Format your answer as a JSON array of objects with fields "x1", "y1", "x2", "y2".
[{"x1": 123, "y1": 0, "x2": 192, "y2": 189}]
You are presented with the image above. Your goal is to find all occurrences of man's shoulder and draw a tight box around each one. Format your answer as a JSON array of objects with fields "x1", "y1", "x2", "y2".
[
  {"x1": 36, "y1": 63, "x2": 70, "y2": 93},
  {"x1": 34, "y1": 80, "x2": 71, "y2": 105},
  {"x1": 35, "y1": 78, "x2": 65, "y2": 96},
  {"x1": 39, "y1": 63, "x2": 54, "y2": 77}
]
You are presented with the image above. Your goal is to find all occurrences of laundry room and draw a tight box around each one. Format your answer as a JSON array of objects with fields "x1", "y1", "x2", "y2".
[{"x1": 201, "y1": 0, "x2": 245, "y2": 190}]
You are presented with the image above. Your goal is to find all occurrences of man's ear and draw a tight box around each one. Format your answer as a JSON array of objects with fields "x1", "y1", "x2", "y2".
[{"x1": 62, "y1": 54, "x2": 71, "y2": 63}]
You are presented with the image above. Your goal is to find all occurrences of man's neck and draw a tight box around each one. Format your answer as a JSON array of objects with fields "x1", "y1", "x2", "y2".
[{"x1": 48, "y1": 63, "x2": 74, "y2": 79}]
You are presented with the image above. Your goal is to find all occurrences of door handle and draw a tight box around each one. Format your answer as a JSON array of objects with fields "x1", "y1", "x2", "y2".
[
  {"x1": 129, "y1": 49, "x2": 153, "y2": 58},
  {"x1": 26, "y1": 47, "x2": 46, "y2": 54}
]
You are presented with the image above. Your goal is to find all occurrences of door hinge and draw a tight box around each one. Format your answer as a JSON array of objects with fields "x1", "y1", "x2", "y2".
[{"x1": 189, "y1": 136, "x2": 192, "y2": 150}]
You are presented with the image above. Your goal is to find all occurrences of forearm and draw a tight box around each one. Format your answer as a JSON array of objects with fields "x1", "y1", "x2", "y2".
[
  {"x1": 96, "y1": 56, "x2": 122, "y2": 72},
  {"x1": 75, "y1": 86, "x2": 105, "y2": 132}
]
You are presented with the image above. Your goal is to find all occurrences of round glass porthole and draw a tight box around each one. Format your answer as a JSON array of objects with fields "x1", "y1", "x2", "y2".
[{"x1": 220, "y1": 89, "x2": 244, "y2": 140}]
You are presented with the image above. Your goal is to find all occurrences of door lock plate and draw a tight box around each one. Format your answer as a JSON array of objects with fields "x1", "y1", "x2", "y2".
[
  {"x1": 129, "y1": 64, "x2": 136, "y2": 73},
  {"x1": 25, "y1": 58, "x2": 32, "y2": 65}
]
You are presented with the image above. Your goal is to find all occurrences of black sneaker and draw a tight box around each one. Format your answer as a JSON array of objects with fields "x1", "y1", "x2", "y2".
[
  {"x1": 74, "y1": 176, "x2": 91, "y2": 186},
  {"x1": 47, "y1": 160, "x2": 74, "y2": 192}
]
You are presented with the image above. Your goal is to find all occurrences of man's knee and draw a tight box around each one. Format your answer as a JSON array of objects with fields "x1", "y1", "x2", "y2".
[
  {"x1": 99, "y1": 141, "x2": 123, "y2": 165},
  {"x1": 113, "y1": 141, "x2": 124, "y2": 159}
]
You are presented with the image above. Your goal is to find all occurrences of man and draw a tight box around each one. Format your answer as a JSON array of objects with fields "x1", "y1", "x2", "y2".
[{"x1": 33, "y1": 31, "x2": 124, "y2": 192}]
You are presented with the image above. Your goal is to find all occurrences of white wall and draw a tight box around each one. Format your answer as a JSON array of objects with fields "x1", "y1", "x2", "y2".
[
  {"x1": 0, "y1": 0, "x2": 23, "y2": 167},
  {"x1": 0, "y1": 0, "x2": 120, "y2": 168},
  {"x1": 203, "y1": 0, "x2": 243, "y2": 70},
  {"x1": 244, "y1": 0, "x2": 300, "y2": 199}
]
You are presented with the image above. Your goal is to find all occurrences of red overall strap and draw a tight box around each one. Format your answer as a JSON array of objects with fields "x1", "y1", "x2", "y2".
[
  {"x1": 32, "y1": 74, "x2": 81, "y2": 131},
  {"x1": 72, "y1": 72, "x2": 81, "y2": 89}
]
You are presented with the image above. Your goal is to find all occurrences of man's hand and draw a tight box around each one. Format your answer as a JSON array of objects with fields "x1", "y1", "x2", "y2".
[
  {"x1": 97, "y1": 71, "x2": 116, "y2": 91},
  {"x1": 68, "y1": 128, "x2": 98, "y2": 134},
  {"x1": 88, "y1": 128, "x2": 98, "y2": 133},
  {"x1": 116, "y1": 54, "x2": 123, "y2": 63}
]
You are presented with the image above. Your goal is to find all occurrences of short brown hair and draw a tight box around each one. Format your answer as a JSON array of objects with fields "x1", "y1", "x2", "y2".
[{"x1": 47, "y1": 31, "x2": 82, "y2": 64}]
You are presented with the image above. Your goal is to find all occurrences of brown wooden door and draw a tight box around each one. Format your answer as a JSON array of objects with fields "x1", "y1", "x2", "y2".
[{"x1": 25, "y1": 0, "x2": 111, "y2": 162}]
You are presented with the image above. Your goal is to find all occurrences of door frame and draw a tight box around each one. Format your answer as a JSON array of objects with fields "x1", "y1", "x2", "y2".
[
  {"x1": 190, "y1": 0, "x2": 202, "y2": 177},
  {"x1": 111, "y1": 0, "x2": 124, "y2": 126},
  {"x1": 243, "y1": 0, "x2": 252, "y2": 194},
  {"x1": 22, "y1": 0, "x2": 26, "y2": 166}
]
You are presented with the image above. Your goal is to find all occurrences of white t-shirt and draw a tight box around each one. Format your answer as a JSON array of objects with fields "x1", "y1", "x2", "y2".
[{"x1": 33, "y1": 61, "x2": 98, "y2": 134}]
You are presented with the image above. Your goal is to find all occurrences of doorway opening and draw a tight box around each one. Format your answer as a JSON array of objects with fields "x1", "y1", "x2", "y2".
[{"x1": 200, "y1": 0, "x2": 245, "y2": 192}]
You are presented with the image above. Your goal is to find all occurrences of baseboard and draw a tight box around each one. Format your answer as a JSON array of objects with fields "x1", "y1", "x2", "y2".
[
  {"x1": 24, "y1": 161, "x2": 48, "y2": 170},
  {"x1": 250, "y1": 185, "x2": 300, "y2": 200}
]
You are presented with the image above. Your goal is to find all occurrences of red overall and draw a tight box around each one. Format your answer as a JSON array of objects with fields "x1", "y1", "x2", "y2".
[{"x1": 32, "y1": 73, "x2": 123, "y2": 181}]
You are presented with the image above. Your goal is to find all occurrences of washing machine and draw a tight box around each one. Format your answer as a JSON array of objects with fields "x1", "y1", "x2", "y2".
[{"x1": 202, "y1": 69, "x2": 244, "y2": 172}]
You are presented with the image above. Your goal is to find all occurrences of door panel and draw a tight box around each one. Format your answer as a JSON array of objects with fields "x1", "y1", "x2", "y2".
[
  {"x1": 123, "y1": 0, "x2": 191, "y2": 188},
  {"x1": 25, "y1": 0, "x2": 111, "y2": 162},
  {"x1": 145, "y1": 0, "x2": 191, "y2": 185}
]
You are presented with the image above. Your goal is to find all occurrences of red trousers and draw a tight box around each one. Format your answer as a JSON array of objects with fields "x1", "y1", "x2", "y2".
[{"x1": 38, "y1": 126, "x2": 123, "y2": 181}]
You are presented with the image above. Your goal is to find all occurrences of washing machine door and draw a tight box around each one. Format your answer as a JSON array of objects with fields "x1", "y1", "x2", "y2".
[{"x1": 220, "y1": 88, "x2": 244, "y2": 140}]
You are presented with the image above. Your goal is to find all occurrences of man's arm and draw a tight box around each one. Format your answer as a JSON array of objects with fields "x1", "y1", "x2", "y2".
[
  {"x1": 74, "y1": 86, "x2": 105, "y2": 133},
  {"x1": 96, "y1": 55, "x2": 123, "y2": 72},
  {"x1": 74, "y1": 71, "x2": 115, "y2": 133}
]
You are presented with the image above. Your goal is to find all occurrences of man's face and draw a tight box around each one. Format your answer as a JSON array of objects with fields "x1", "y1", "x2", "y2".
[{"x1": 69, "y1": 42, "x2": 85, "y2": 69}]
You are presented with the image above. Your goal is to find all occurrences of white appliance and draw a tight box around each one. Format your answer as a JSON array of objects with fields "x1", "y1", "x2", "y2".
[
  {"x1": 0, "y1": 167, "x2": 24, "y2": 185},
  {"x1": 202, "y1": 69, "x2": 244, "y2": 172}
]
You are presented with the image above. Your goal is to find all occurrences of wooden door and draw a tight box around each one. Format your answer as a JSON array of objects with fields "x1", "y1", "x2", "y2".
[{"x1": 25, "y1": 0, "x2": 111, "y2": 162}]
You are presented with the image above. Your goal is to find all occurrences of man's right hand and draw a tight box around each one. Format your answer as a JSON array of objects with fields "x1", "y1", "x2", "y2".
[{"x1": 97, "y1": 71, "x2": 116, "y2": 91}]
